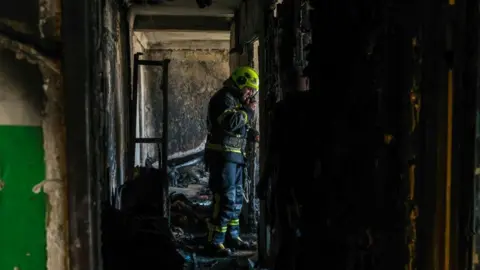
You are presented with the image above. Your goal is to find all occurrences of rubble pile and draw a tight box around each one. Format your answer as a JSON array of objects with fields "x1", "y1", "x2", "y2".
[{"x1": 169, "y1": 163, "x2": 209, "y2": 188}]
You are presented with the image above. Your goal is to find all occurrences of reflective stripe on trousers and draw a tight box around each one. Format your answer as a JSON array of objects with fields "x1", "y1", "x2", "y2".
[{"x1": 207, "y1": 160, "x2": 244, "y2": 244}]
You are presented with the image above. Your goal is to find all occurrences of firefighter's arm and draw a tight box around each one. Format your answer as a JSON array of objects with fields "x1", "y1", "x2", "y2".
[{"x1": 217, "y1": 95, "x2": 254, "y2": 133}]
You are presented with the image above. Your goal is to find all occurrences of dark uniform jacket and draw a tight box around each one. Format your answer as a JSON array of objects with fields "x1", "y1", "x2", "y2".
[{"x1": 205, "y1": 86, "x2": 256, "y2": 165}]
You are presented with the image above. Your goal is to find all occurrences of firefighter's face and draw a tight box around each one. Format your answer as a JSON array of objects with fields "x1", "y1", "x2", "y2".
[{"x1": 241, "y1": 87, "x2": 254, "y2": 101}]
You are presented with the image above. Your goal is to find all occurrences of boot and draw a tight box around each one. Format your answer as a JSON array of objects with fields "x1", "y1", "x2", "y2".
[
  {"x1": 204, "y1": 243, "x2": 232, "y2": 257},
  {"x1": 206, "y1": 223, "x2": 232, "y2": 257},
  {"x1": 225, "y1": 237, "x2": 251, "y2": 250}
]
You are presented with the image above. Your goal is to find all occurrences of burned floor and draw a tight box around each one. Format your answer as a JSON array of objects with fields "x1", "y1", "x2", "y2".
[{"x1": 103, "y1": 156, "x2": 259, "y2": 270}]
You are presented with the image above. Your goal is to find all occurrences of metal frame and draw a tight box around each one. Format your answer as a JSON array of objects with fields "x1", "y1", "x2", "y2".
[{"x1": 129, "y1": 52, "x2": 170, "y2": 217}]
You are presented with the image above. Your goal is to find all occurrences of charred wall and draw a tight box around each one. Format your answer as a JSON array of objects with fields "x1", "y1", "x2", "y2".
[
  {"x1": 63, "y1": 0, "x2": 129, "y2": 268},
  {"x1": 0, "y1": 50, "x2": 44, "y2": 123},
  {"x1": 103, "y1": 0, "x2": 131, "y2": 200},
  {"x1": 0, "y1": 0, "x2": 60, "y2": 58},
  {"x1": 246, "y1": 0, "x2": 480, "y2": 269},
  {"x1": 302, "y1": 0, "x2": 429, "y2": 268},
  {"x1": 301, "y1": 0, "x2": 478, "y2": 269},
  {"x1": 144, "y1": 42, "x2": 230, "y2": 159}
]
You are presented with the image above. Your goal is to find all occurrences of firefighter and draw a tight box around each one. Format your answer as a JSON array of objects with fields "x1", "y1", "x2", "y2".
[{"x1": 204, "y1": 66, "x2": 260, "y2": 257}]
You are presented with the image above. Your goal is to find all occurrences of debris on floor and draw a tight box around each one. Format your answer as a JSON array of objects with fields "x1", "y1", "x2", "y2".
[
  {"x1": 169, "y1": 163, "x2": 209, "y2": 188},
  {"x1": 167, "y1": 161, "x2": 259, "y2": 269},
  {"x1": 110, "y1": 155, "x2": 259, "y2": 269},
  {"x1": 170, "y1": 192, "x2": 211, "y2": 234}
]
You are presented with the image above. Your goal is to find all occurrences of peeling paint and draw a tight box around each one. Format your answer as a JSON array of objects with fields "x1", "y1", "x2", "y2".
[
  {"x1": 38, "y1": 5, "x2": 46, "y2": 38},
  {"x1": 39, "y1": 66, "x2": 67, "y2": 270},
  {"x1": 32, "y1": 180, "x2": 46, "y2": 194},
  {"x1": 39, "y1": 0, "x2": 61, "y2": 39}
]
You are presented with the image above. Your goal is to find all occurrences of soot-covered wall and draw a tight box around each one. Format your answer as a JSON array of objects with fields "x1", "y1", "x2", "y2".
[{"x1": 145, "y1": 43, "x2": 230, "y2": 159}]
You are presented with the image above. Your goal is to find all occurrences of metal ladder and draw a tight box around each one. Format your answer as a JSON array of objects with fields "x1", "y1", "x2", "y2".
[{"x1": 127, "y1": 52, "x2": 170, "y2": 218}]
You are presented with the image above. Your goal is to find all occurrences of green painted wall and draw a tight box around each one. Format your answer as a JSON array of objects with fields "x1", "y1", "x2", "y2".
[
  {"x1": 0, "y1": 125, "x2": 46, "y2": 270},
  {"x1": 0, "y1": 49, "x2": 47, "y2": 269}
]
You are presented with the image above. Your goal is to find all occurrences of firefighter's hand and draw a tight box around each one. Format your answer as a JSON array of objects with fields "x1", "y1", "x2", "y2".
[{"x1": 245, "y1": 98, "x2": 257, "y2": 111}]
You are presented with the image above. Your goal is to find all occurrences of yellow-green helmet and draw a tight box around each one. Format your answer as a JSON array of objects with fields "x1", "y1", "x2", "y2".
[{"x1": 231, "y1": 66, "x2": 259, "y2": 91}]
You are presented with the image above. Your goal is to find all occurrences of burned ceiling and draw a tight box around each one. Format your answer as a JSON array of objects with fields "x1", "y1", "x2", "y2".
[
  {"x1": 130, "y1": 0, "x2": 240, "y2": 31},
  {"x1": 133, "y1": 15, "x2": 231, "y2": 31}
]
